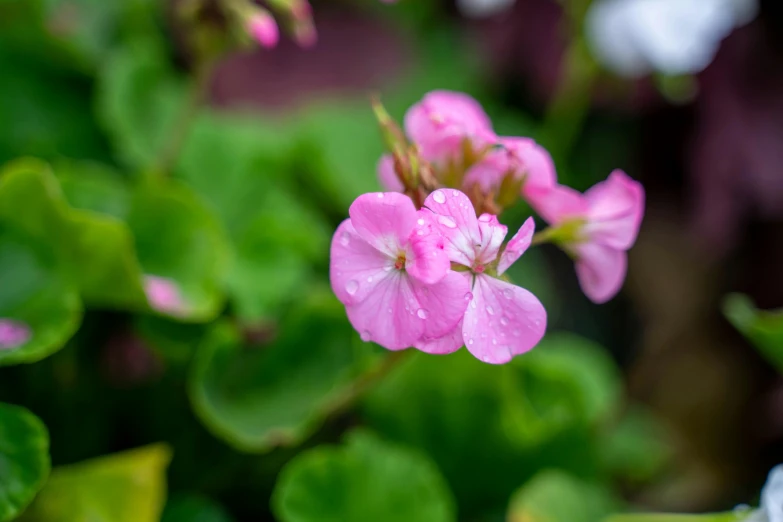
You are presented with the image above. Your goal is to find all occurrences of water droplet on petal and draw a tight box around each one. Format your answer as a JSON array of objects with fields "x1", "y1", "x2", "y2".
[
  {"x1": 486, "y1": 305, "x2": 495, "y2": 315},
  {"x1": 438, "y1": 216, "x2": 456, "y2": 229},
  {"x1": 500, "y1": 316, "x2": 509, "y2": 326},
  {"x1": 464, "y1": 292, "x2": 473, "y2": 301},
  {"x1": 339, "y1": 232, "x2": 350, "y2": 246},
  {"x1": 468, "y1": 338, "x2": 474, "y2": 345},
  {"x1": 417, "y1": 308, "x2": 429, "y2": 319},
  {"x1": 481, "y1": 355, "x2": 490, "y2": 362},
  {"x1": 377, "y1": 193, "x2": 384, "y2": 198},
  {"x1": 478, "y1": 214, "x2": 491, "y2": 222},
  {"x1": 503, "y1": 288, "x2": 513, "y2": 300},
  {"x1": 433, "y1": 190, "x2": 446, "y2": 204},
  {"x1": 417, "y1": 218, "x2": 425, "y2": 226},
  {"x1": 451, "y1": 190, "x2": 459, "y2": 197},
  {"x1": 360, "y1": 330, "x2": 371, "y2": 342},
  {"x1": 345, "y1": 280, "x2": 359, "y2": 295},
  {"x1": 367, "y1": 276, "x2": 373, "y2": 283},
  {"x1": 535, "y1": 320, "x2": 541, "y2": 326},
  {"x1": 470, "y1": 300, "x2": 477, "y2": 309}
]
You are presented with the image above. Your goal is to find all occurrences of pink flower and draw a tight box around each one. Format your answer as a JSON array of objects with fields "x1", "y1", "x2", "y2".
[
  {"x1": 330, "y1": 192, "x2": 471, "y2": 350},
  {"x1": 404, "y1": 90, "x2": 496, "y2": 164},
  {"x1": 463, "y1": 136, "x2": 557, "y2": 196},
  {"x1": 0, "y1": 318, "x2": 31, "y2": 350},
  {"x1": 144, "y1": 275, "x2": 188, "y2": 316},
  {"x1": 247, "y1": 11, "x2": 279, "y2": 49},
  {"x1": 417, "y1": 189, "x2": 547, "y2": 364},
  {"x1": 526, "y1": 170, "x2": 645, "y2": 303}
]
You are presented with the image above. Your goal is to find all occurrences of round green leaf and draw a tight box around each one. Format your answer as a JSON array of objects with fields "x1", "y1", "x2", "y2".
[
  {"x1": 0, "y1": 158, "x2": 148, "y2": 310},
  {"x1": 0, "y1": 227, "x2": 81, "y2": 366},
  {"x1": 161, "y1": 495, "x2": 234, "y2": 522},
  {"x1": 127, "y1": 177, "x2": 229, "y2": 321},
  {"x1": 272, "y1": 430, "x2": 456, "y2": 522},
  {"x1": 507, "y1": 470, "x2": 617, "y2": 522},
  {"x1": 189, "y1": 291, "x2": 364, "y2": 452},
  {"x1": 0, "y1": 403, "x2": 50, "y2": 522},
  {"x1": 96, "y1": 37, "x2": 186, "y2": 169},
  {"x1": 17, "y1": 444, "x2": 171, "y2": 522}
]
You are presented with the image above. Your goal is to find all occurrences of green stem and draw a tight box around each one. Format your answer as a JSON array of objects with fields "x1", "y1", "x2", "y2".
[
  {"x1": 322, "y1": 349, "x2": 413, "y2": 417},
  {"x1": 149, "y1": 59, "x2": 215, "y2": 177},
  {"x1": 537, "y1": 2, "x2": 599, "y2": 167}
]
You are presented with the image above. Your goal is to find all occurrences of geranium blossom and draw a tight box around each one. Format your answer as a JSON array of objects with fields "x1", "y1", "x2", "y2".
[
  {"x1": 0, "y1": 318, "x2": 31, "y2": 350},
  {"x1": 330, "y1": 192, "x2": 470, "y2": 350},
  {"x1": 416, "y1": 189, "x2": 547, "y2": 364},
  {"x1": 526, "y1": 170, "x2": 644, "y2": 303}
]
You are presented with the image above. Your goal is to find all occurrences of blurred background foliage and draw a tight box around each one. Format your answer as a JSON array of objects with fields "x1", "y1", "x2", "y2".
[{"x1": 0, "y1": 0, "x2": 782, "y2": 521}]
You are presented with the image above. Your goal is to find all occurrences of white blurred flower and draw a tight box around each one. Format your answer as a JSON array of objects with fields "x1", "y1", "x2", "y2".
[
  {"x1": 456, "y1": 0, "x2": 515, "y2": 19},
  {"x1": 585, "y1": 0, "x2": 759, "y2": 77},
  {"x1": 760, "y1": 465, "x2": 783, "y2": 522}
]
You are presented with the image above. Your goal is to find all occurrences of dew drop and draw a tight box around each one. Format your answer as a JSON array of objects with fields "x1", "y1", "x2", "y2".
[
  {"x1": 417, "y1": 218, "x2": 425, "y2": 226},
  {"x1": 345, "y1": 280, "x2": 359, "y2": 295},
  {"x1": 486, "y1": 305, "x2": 495, "y2": 315},
  {"x1": 360, "y1": 331, "x2": 372, "y2": 342},
  {"x1": 377, "y1": 193, "x2": 384, "y2": 198},
  {"x1": 438, "y1": 216, "x2": 457, "y2": 229},
  {"x1": 367, "y1": 276, "x2": 373, "y2": 283},
  {"x1": 463, "y1": 292, "x2": 473, "y2": 301},
  {"x1": 433, "y1": 190, "x2": 446, "y2": 204},
  {"x1": 535, "y1": 320, "x2": 541, "y2": 326},
  {"x1": 503, "y1": 288, "x2": 514, "y2": 300},
  {"x1": 339, "y1": 232, "x2": 350, "y2": 246},
  {"x1": 451, "y1": 190, "x2": 460, "y2": 197},
  {"x1": 481, "y1": 355, "x2": 490, "y2": 362},
  {"x1": 417, "y1": 308, "x2": 429, "y2": 319},
  {"x1": 500, "y1": 316, "x2": 509, "y2": 326},
  {"x1": 470, "y1": 300, "x2": 477, "y2": 309},
  {"x1": 468, "y1": 338, "x2": 474, "y2": 345},
  {"x1": 478, "y1": 214, "x2": 491, "y2": 222}
]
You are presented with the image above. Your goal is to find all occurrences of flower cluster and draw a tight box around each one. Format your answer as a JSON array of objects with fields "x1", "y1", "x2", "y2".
[{"x1": 331, "y1": 90, "x2": 644, "y2": 363}]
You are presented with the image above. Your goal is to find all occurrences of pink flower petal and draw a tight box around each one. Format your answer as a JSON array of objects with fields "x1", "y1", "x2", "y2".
[
  {"x1": 525, "y1": 184, "x2": 589, "y2": 225},
  {"x1": 476, "y1": 213, "x2": 507, "y2": 265},
  {"x1": 415, "y1": 270, "x2": 472, "y2": 340},
  {"x1": 404, "y1": 211, "x2": 450, "y2": 285},
  {"x1": 415, "y1": 320, "x2": 464, "y2": 355},
  {"x1": 377, "y1": 154, "x2": 404, "y2": 192},
  {"x1": 497, "y1": 217, "x2": 536, "y2": 275},
  {"x1": 462, "y1": 151, "x2": 508, "y2": 193},
  {"x1": 404, "y1": 90, "x2": 495, "y2": 163},
  {"x1": 247, "y1": 11, "x2": 279, "y2": 49},
  {"x1": 424, "y1": 189, "x2": 481, "y2": 266},
  {"x1": 504, "y1": 138, "x2": 557, "y2": 192},
  {"x1": 462, "y1": 275, "x2": 546, "y2": 364},
  {"x1": 574, "y1": 242, "x2": 627, "y2": 304},
  {"x1": 583, "y1": 170, "x2": 645, "y2": 250},
  {"x1": 345, "y1": 270, "x2": 424, "y2": 350},
  {"x1": 144, "y1": 275, "x2": 187, "y2": 315},
  {"x1": 349, "y1": 192, "x2": 417, "y2": 257},
  {"x1": 0, "y1": 318, "x2": 31, "y2": 350},
  {"x1": 330, "y1": 219, "x2": 394, "y2": 306}
]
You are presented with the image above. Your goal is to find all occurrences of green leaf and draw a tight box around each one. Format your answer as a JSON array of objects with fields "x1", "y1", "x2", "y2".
[
  {"x1": 127, "y1": 177, "x2": 229, "y2": 321},
  {"x1": 176, "y1": 113, "x2": 326, "y2": 321},
  {"x1": 0, "y1": 158, "x2": 148, "y2": 310},
  {"x1": 189, "y1": 291, "x2": 363, "y2": 452},
  {"x1": 507, "y1": 470, "x2": 618, "y2": 522},
  {"x1": 96, "y1": 37, "x2": 186, "y2": 169},
  {"x1": 604, "y1": 514, "x2": 749, "y2": 522},
  {"x1": 363, "y1": 335, "x2": 621, "y2": 514},
  {"x1": 0, "y1": 403, "x2": 50, "y2": 522},
  {"x1": 598, "y1": 407, "x2": 673, "y2": 483},
  {"x1": 0, "y1": 227, "x2": 81, "y2": 366},
  {"x1": 504, "y1": 332, "x2": 623, "y2": 446},
  {"x1": 724, "y1": 293, "x2": 783, "y2": 372},
  {"x1": 161, "y1": 495, "x2": 234, "y2": 522},
  {"x1": 272, "y1": 430, "x2": 456, "y2": 522},
  {"x1": 18, "y1": 444, "x2": 172, "y2": 522}
]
